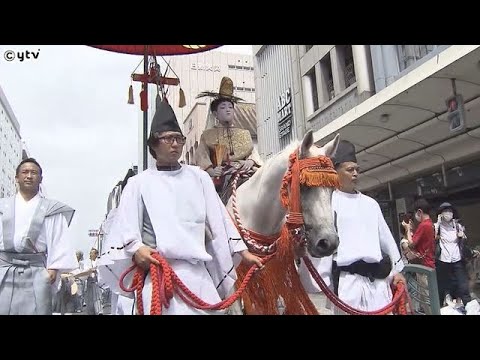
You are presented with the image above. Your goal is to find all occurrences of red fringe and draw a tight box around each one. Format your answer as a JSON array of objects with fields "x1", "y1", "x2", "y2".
[
  {"x1": 235, "y1": 225, "x2": 318, "y2": 315},
  {"x1": 236, "y1": 150, "x2": 339, "y2": 315}
]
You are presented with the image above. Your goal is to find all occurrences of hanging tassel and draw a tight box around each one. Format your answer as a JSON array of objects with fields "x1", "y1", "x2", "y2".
[
  {"x1": 178, "y1": 87, "x2": 186, "y2": 108},
  {"x1": 155, "y1": 93, "x2": 162, "y2": 109},
  {"x1": 127, "y1": 85, "x2": 134, "y2": 104}
]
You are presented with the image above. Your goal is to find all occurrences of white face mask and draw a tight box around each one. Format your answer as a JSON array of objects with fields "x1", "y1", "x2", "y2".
[{"x1": 442, "y1": 211, "x2": 453, "y2": 222}]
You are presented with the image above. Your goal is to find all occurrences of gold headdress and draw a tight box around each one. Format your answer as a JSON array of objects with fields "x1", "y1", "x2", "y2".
[{"x1": 196, "y1": 76, "x2": 244, "y2": 108}]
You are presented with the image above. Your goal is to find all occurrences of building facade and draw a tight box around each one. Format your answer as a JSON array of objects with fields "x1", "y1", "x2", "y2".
[
  {"x1": 253, "y1": 45, "x2": 375, "y2": 160},
  {"x1": 138, "y1": 51, "x2": 256, "y2": 169},
  {"x1": 254, "y1": 45, "x2": 480, "y2": 244},
  {"x1": 253, "y1": 45, "x2": 299, "y2": 160},
  {"x1": 0, "y1": 85, "x2": 23, "y2": 198}
]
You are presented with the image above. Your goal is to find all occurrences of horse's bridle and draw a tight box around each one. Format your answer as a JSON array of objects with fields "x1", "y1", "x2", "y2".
[{"x1": 231, "y1": 149, "x2": 339, "y2": 256}]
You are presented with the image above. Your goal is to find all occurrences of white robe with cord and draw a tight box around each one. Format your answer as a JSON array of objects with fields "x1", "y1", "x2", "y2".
[
  {"x1": 97, "y1": 165, "x2": 247, "y2": 315},
  {"x1": 298, "y1": 190, "x2": 404, "y2": 313}
]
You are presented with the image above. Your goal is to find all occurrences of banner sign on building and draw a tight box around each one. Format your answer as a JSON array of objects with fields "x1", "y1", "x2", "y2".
[
  {"x1": 277, "y1": 88, "x2": 293, "y2": 138},
  {"x1": 88, "y1": 229, "x2": 99, "y2": 237}
]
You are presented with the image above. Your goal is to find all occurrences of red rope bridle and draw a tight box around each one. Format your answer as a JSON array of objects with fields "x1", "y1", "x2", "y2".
[
  {"x1": 232, "y1": 149, "x2": 411, "y2": 315},
  {"x1": 119, "y1": 252, "x2": 273, "y2": 315},
  {"x1": 278, "y1": 151, "x2": 411, "y2": 315}
]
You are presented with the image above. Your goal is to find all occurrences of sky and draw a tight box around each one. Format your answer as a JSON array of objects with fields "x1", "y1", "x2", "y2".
[{"x1": 0, "y1": 45, "x2": 252, "y2": 256}]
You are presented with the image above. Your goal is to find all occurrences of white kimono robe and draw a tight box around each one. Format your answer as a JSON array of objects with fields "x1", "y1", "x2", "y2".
[
  {"x1": 97, "y1": 165, "x2": 247, "y2": 315},
  {"x1": 298, "y1": 190, "x2": 404, "y2": 313}
]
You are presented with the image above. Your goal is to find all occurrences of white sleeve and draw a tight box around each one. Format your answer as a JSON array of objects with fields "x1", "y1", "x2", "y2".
[
  {"x1": 45, "y1": 214, "x2": 78, "y2": 272},
  {"x1": 377, "y1": 205, "x2": 404, "y2": 274},
  {"x1": 198, "y1": 168, "x2": 246, "y2": 298},
  {"x1": 200, "y1": 169, "x2": 247, "y2": 254},
  {"x1": 108, "y1": 177, "x2": 144, "y2": 257}
]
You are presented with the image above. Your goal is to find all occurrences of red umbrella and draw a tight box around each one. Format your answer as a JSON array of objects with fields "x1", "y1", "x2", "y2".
[
  {"x1": 89, "y1": 45, "x2": 222, "y2": 170},
  {"x1": 89, "y1": 45, "x2": 221, "y2": 56}
]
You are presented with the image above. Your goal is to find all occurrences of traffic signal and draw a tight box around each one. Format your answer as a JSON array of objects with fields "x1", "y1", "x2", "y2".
[{"x1": 446, "y1": 94, "x2": 466, "y2": 133}]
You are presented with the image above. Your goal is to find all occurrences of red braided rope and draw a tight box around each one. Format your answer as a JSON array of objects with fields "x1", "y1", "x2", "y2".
[
  {"x1": 303, "y1": 256, "x2": 411, "y2": 315},
  {"x1": 119, "y1": 253, "x2": 273, "y2": 315},
  {"x1": 231, "y1": 172, "x2": 277, "y2": 254}
]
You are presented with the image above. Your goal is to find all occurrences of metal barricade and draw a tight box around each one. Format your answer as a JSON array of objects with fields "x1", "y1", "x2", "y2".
[{"x1": 403, "y1": 264, "x2": 441, "y2": 315}]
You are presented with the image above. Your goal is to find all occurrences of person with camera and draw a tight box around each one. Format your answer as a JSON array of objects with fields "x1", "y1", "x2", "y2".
[
  {"x1": 401, "y1": 198, "x2": 435, "y2": 314},
  {"x1": 401, "y1": 198, "x2": 435, "y2": 269}
]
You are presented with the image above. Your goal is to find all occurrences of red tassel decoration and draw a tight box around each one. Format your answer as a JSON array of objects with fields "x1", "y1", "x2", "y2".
[{"x1": 140, "y1": 89, "x2": 148, "y2": 112}]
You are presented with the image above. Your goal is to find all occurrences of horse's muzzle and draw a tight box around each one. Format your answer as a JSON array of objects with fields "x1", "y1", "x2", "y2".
[{"x1": 308, "y1": 235, "x2": 339, "y2": 258}]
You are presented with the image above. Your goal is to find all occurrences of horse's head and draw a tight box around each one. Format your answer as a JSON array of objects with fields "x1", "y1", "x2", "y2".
[{"x1": 299, "y1": 130, "x2": 340, "y2": 258}]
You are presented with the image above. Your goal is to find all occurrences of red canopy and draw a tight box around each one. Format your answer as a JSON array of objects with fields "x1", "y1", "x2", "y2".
[
  {"x1": 89, "y1": 45, "x2": 221, "y2": 56},
  {"x1": 88, "y1": 44, "x2": 223, "y2": 171}
]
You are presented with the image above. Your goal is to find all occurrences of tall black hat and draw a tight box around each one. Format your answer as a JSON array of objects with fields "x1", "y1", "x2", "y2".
[
  {"x1": 331, "y1": 140, "x2": 357, "y2": 167},
  {"x1": 150, "y1": 100, "x2": 183, "y2": 136}
]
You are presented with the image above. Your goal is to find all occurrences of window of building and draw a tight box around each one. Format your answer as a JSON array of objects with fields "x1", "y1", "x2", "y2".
[
  {"x1": 333, "y1": 45, "x2": 357, "y2": 92},
  {"x1": 305, "y1": 67, "x2": 319, "y2": 112},
  {"x1": 320, "y1": 54, "x2": 334, "y2": 101},
  {"x1": 397, "y1": 45, "x2": 437, "y2": 72},
  {"x1": 343, "y1": 45, "x2": 356, "y2": 87}
]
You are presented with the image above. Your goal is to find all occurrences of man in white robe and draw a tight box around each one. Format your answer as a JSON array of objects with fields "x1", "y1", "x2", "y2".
[
  {"x1": 98, "y1": 100, "x2": 262, "y2": 315},
  {"x1": 297, "y1": 140, "x2": 405, "y2": 313},
  {"x1": 0, "y1": 158, "x2": 77, "y2": 315}
]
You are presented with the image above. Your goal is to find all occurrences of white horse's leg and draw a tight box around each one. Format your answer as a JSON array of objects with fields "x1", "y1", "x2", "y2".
[{"x1": 308, "y1": 293, "x2": 333, "y2": 315}]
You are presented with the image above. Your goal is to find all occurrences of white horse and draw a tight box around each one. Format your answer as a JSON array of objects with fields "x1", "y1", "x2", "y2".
[{"x1": 226, "y1": 130, "x2": 340, "y2": 314}]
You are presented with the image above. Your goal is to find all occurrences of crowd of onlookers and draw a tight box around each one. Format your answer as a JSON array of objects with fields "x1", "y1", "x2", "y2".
[{"x1": 400, "y1": 198, "x2": 479, "y2": 314}]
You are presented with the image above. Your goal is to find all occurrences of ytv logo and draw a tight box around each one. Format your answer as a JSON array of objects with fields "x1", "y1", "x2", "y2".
[{"x1": 3, "y1": 49, "x2": 40, "y2": 62}]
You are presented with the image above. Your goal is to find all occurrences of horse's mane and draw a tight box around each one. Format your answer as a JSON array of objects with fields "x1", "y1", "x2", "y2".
[
  {"x1": 240, "y1": 140, "x2": 302, "y2": 202},
  {"x1": 259, "y1": 140, "x2": 300, "y2": 172},
  {"x1": 274, "y1": 140, "x2": 300, "y2": 159}
]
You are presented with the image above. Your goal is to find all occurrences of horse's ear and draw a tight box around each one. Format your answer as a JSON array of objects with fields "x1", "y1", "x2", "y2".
[
  {"x1": 324, "y1": 133, "x2": 340, "y2": 158},
  {"x1": 300, "y1": 130, "x2": 314, "y2": 158}
]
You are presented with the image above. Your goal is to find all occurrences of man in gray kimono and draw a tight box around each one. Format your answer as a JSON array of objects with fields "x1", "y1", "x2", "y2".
[
  {"x1": 0, "y1": 158, "x2": 78, "y2": 315},
  {"x1": 84, "y1": 248, "x2": 104, "y2": 315}
]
